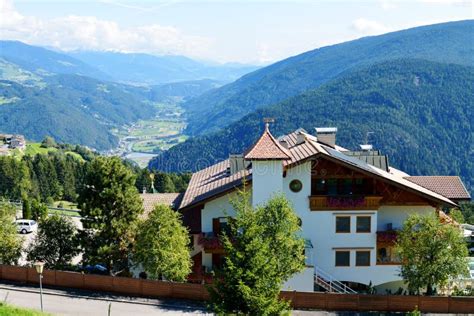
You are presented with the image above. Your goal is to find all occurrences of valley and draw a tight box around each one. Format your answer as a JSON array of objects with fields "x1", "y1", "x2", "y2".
[{"x1": 109, "y1": 103, "x2": 188, "y2": 167}]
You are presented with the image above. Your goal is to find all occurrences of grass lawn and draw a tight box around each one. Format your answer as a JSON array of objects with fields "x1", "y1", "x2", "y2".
[
  {"x1": 24, "y1": 143, "x2": 57, "y2": 156},
  {"x1": 0, "y1": 303, "x2": 50, "y2": 316},
  {"x1": 48, "y1": 208, "x2": 81, "y2": 217},
  {"x1": 51, "y1": 200, "x2": 78, "y2": 210}
]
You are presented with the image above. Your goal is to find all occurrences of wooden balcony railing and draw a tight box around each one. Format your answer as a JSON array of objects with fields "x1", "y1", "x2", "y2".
[
  {"x1": 198, "y1": 233, "x2": 225, "y2": 254},
  {"x1": 309, "y1": 195, "x2": 383, "y2": 211}
]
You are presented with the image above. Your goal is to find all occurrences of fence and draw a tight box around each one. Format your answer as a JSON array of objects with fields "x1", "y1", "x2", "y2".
[{"x1": 1, "y1": 265, "x2": 473, "y2": 313}]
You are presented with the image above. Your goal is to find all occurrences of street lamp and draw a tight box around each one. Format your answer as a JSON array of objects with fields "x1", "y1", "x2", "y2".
[{"x1": 34, "y1": 261, "x2": 44, "y2": 312}]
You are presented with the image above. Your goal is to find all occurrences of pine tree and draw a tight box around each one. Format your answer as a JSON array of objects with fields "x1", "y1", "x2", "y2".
[
  {"x1": 78, "y1": 157, "x2": 143, "y2": 274},
  {"x1": 154, "y1": 172, "x2": 176, "y2": 193},
  {"x1": 22, "y1": 198, "x2": 32, "y2": 219}
]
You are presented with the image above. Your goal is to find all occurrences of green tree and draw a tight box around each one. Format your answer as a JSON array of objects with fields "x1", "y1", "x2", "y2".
[
  {"x1": 0, "y1": 157, "x2": 31, "y2": 200},
  {"x1": 209, "y1": 192, "x2": 305, "y2": 315},
  {"x1": 134, "y1": 204, "x2": 191, "y2": 281},
  {"x1": 449, "y1": 208, "x2": 465, "y2": 223},
  {"x1": 396, "y1": 214, "x2": 469, "y2": 295},
  {"x1": 458, "y1": 202, "x2": 474, "y2": 225},
  {"x1": 30, "y1": 154, "x2": 61, "y2": 202},
  {"x1": 135, "y1": 168, "x2": 153, "y2": 193},
  {"x1": 257, "y1": 195, "x2": 306, "y2": 278},
  {"x1": 40, "y1": 136, "x2": 57, "y2": 148},
  {"x1": 27, "y1": 214, "x2": 79, "y2": 269},
  {"x1": 154, "y1": 172, "x2": 176, "y2": 193},
  {"x1": 30, "y1": 199, "x2": 48, "y2": 221},
  {"x1": 22, "y1": 198, "x2": 32, "y2": 219},
  {"x1": 0, "y1": 202, "x2": 22, "y2": 264},
  {"x1": 78, "y1": 157, "x2": 143, "y2": 274}
]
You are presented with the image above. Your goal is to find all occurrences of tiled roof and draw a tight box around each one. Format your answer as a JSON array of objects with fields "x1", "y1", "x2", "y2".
[
  {"x1": 179, "y1": 160, "x2": 250, "y2": 210},
  {"x1": 244, "y1": 125, "x2": 291, "y2": 160},
  {"x1": 179, "y1": 128, "x2": 459, "y2": 210},
  {"x1": 405, "y1": 176, "x2": 471, "y2": 200},
  {"x1": 141, "y1": 193, "x2": 183, "y2": 217}
]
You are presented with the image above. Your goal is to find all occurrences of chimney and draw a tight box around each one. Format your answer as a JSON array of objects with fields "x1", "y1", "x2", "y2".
[
  {"x1": 315, "y1": 127, "x2": 337, "y2": 147},
  {"x1": 229, "y1": 154, "x2": 249, "y2": 175},
  {"x1": 279, "y1": 139, "x2": 289, "y2": 149},
  {"x1": 360, "y1": 144, "x2": 373, "y2": 151},
  {"x1": 296, "y1": 132, "x2": 306, "y2": 145}
]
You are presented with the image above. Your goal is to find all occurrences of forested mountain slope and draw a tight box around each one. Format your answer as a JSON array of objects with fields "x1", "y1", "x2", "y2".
[
  {"x1": 183, "y1": 20, "x2": 474, "y2": 135},
  {"x1": 0, "y1": 75, "x2": 157, "y2": 149},
  {"x1": 149, "y1": 59, "x2": 474, "y2": 194}
]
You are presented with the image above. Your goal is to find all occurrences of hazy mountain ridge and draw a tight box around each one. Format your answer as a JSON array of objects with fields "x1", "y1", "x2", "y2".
[{"x1": 68, "y1": 51, "x2": 260, "y2": 85}]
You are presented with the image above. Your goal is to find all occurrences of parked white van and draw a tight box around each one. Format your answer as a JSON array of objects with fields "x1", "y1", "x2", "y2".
[{"x1": 16, "y1": 220, "x2": 38, "y2": 234}]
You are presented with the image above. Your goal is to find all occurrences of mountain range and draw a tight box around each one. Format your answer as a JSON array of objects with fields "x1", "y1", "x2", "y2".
[
  {"x1": 0, "y1": 41, "x2": 255, "y2": 149},
  {"x1": 69, "y1": 51, "x2": 259, "y2": 85},
  {"x1": 150, "y1": 20, "x2": 474, "y2": 195},
  {"x1": 182, "y1": 20, "x2": 474, "y2": 136}
]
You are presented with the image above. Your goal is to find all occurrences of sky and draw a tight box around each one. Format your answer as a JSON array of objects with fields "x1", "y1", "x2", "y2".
[{"x1": 0, "y1": 0, "x2": 472, "y2": 64}]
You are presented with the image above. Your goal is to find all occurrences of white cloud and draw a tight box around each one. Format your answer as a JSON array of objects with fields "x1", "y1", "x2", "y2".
[
  {"x1": 417, "y1": 0, "x2": 472, "y2": 5},
  {"x1": 379, "y1": 0, "x2": 398, "y2": 10},
  {"x1": 352, "y1": 18, "x2": 391, "y2": 35},
  {"x1": 0, "y1": 0, "x2": 212, "y2": 58}
]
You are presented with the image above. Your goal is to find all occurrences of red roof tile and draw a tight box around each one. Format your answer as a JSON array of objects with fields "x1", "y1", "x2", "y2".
[
  {"x1": 244, "y1": 125, "x2": 291, "y2": 160},
  {"x1": 141, "y1": 193, "x2": 183, "y2": 217},
  {"x1": 405, "y1": 176, "x2": 471, "y2": 200}
]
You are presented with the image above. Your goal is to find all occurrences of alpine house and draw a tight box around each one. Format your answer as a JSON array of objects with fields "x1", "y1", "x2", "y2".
[{"x1": 177, "y1": 124, "x2": 470, "y2": 292}]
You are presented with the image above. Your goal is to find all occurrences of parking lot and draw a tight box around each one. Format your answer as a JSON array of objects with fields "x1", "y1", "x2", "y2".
[{"x1": 16, "y1": 211, "x2": 83, "y2": 266}]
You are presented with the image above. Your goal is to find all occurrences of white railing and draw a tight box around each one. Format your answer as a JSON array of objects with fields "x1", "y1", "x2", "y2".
[{"x1": 314, "y1": 266, "x2": 357, "y2": 294}]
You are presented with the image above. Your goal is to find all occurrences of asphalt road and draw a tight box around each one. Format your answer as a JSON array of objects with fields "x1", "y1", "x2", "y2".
[{"x1": 0, "y1": 283, "x2": 209, "y2": 315}]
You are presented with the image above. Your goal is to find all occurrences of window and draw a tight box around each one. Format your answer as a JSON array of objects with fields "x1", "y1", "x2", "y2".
[
  {"x1": 289, "y1": 179, "x2": 303, "y2": 192},
  {"x1": 311, "y1": 177, "x2": 375, "y2": 196},
  {"x1": 313, "y1": 179, "x2": 326, "y2": 195},
  {"x1": 335, "y1": 251, "x2": 350, "y2": 266},
  {"x1": 356, "y1": 251, "x2": 371, "y2": 266},
  {"x1": 335, "y1": 216, "x2": 351, "y2": 233},
  {"x1": 213, "y1": 217, "x2": 230, "y2": 235},
  {"x1": 356, "y1": 216, "x2": 371, "y2": 233}
]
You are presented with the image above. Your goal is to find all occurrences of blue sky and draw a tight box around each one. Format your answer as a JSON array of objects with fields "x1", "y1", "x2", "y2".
[{"x1": 1, "y1": 0, "x2": 472, "y2": 63}]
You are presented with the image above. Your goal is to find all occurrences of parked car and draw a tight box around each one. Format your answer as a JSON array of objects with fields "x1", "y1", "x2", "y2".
[
  {"x1": 83, "y1": 264, "x2": 108, "y2": 275},
  {"x1": 16, "y1": 219, "x2": 38, "y2": 234}
]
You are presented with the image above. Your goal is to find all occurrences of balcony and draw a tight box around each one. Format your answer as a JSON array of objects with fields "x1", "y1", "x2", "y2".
[
  {"x1": 376, "y1": 230, "x2": 400, "y2": 265},
  {"x1": 309, "y1": 195, "x2": 383, "y2": 211},
  {"x1": 198, "y1": 233, "x2": 225, "y2": 254}
]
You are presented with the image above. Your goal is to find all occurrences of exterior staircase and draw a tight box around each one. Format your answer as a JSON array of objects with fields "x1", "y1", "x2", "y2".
[{"x1": 314, "y1": 266, "x2": 357, "y2": 294}]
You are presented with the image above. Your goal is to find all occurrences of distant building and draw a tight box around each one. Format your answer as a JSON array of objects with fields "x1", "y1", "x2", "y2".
[
  {"x1": 178, "y1": 125, "x2": 470, "y2": 293},
  {"x1": 9, "y1": 135, "x2": 26, "y2": 150},
  {"x1": 0, "y1": 133, "x2": 26, "y2": 151}
]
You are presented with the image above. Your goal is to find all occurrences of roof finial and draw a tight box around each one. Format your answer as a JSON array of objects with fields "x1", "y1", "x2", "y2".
[{"x1": 263, "y1": 117, "x2": 275, "y2": 131}]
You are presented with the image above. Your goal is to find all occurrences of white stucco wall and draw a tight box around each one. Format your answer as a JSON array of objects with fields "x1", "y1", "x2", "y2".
[
  {"x1": 252, "y1": 160, "x2": 283, "y2": 207},
  {"x1": 201, "y1": 191, "x2": 240, "y2": 233},
  {"x1": 283, "y1": 267, "x2": 314, "y2": 292},
  {"x1": 377, "y1": 205, "x2": 435, "y2": 231}
]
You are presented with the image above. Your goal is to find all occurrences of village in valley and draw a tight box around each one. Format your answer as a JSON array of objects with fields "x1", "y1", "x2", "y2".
[{"x1": 0, "y1": 1, "x2": 473, "y2": 315}]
